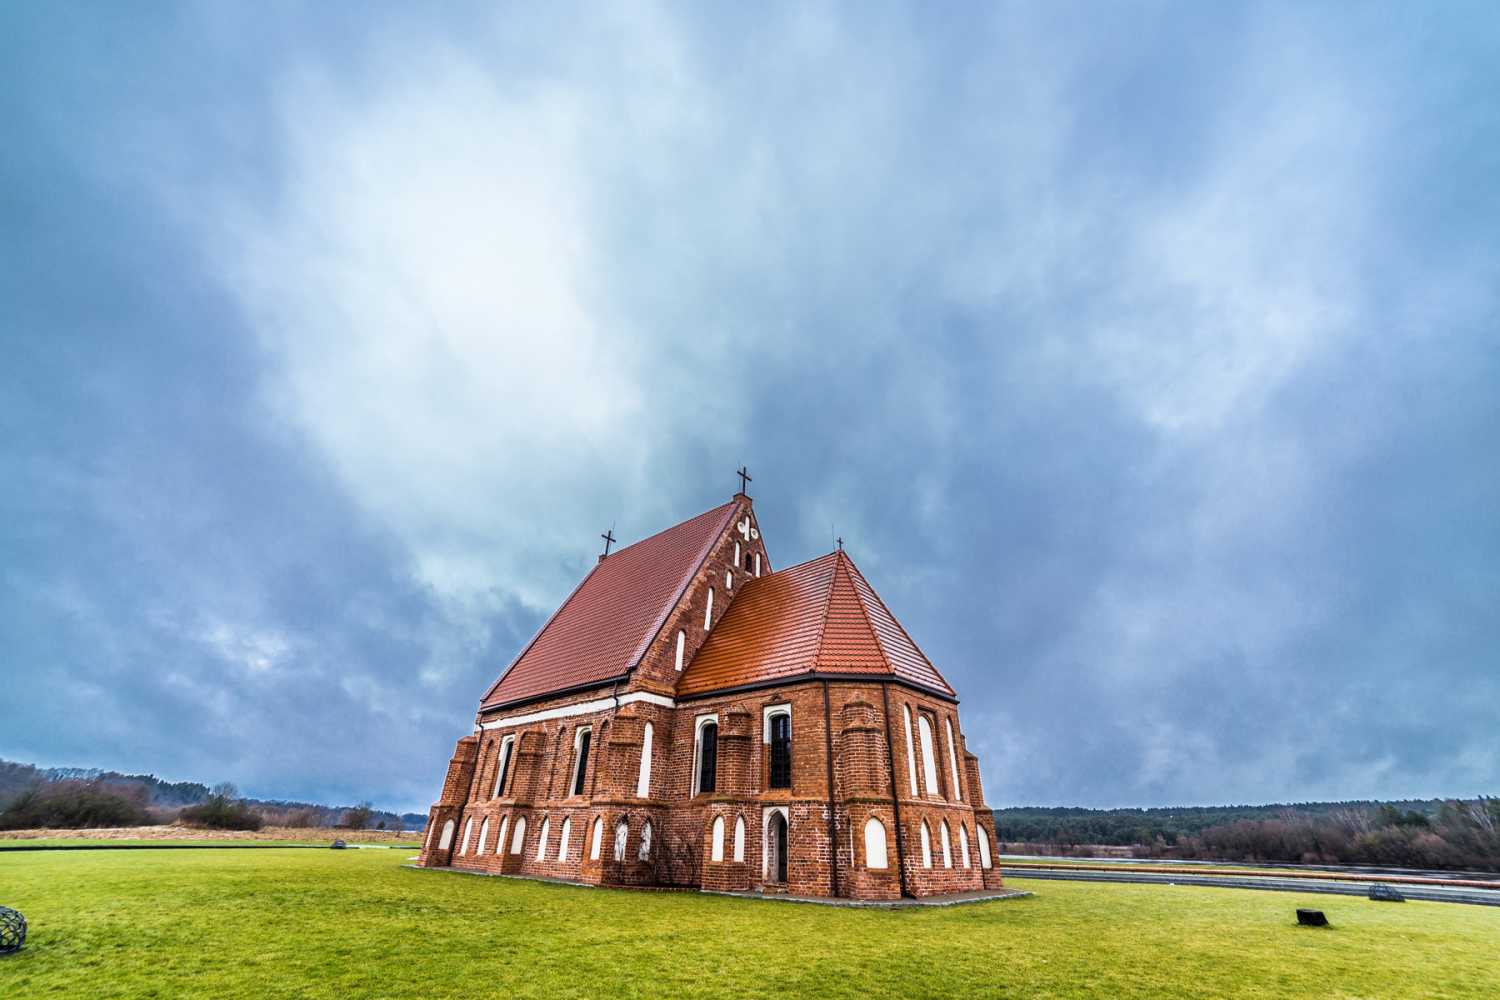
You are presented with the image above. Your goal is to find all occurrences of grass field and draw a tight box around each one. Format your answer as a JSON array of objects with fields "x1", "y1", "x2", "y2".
[{"x1": 2, "y1": 848, "x2": 1497, "y2": 999}]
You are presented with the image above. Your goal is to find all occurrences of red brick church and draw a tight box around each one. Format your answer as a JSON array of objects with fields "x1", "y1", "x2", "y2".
[{"x1": 417, "y1": 479, "x2": 1003, "y2": 899}]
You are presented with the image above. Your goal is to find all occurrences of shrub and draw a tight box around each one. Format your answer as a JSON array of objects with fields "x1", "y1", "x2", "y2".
[
  {"x1": 0, "y1": 780, "x2": 153, "y2": 830},
  {"x1": 179, "y1": 784, "x2": 263, "y2": 831}
]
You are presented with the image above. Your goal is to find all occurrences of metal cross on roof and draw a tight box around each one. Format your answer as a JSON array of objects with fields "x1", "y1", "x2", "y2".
[
  {"x1": 737, "y1": 465, "x2": 752, "y2": 494},
  {"x1": 600, "y1": 527, "x2": 616, "y2": 557},
  {"x1": 837, "y1": 536, "x2": 844, "y2": 552}
]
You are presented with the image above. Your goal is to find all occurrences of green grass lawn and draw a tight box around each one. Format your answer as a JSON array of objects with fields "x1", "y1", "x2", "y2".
[{"x1": 2, "y1": 848, "x2": 1496, "y2": 999}]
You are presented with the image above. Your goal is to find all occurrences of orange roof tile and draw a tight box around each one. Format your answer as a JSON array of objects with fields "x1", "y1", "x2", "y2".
[
  {"x1": 480, "y1": 500, "x2": 741, "y2": 709},
  {"x1": 676, "y1": 550, "x2": 956, "y2": 698}
]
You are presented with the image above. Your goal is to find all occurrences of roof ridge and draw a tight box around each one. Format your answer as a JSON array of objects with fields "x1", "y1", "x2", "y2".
[
  {"x1": 843, "y1": 552, "x2": 953, "y2": 694},
  {"x1": 625, "y1": 497, "x2": 743, "y2": 673},
  {"x1": 607, "y1": 499, "x2": 737, "y2": 560},
  {"x1": 808, "y1": 551, "x2": 843, "y2": 670},
  {"x1": 760, "y1": 549, "x2": 838, "y2": 578},
  {"x1": 834, "y1": 551, "x2": 895, "y2": 675}
]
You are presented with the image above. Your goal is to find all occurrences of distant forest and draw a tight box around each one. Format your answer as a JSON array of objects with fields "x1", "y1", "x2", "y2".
[
  {"x1": 0, "y1": 759, "x2": 426, "y2": 832},
  {"x1": 994, "y1": 799, "x2": 1500, "y2": 871}
]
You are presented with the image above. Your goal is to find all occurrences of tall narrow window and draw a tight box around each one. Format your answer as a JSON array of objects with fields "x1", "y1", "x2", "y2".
[
  {"x1": 571, "y1": 726, "x2": 592, "y2": 796},
  {"x1": 704, "y1": 588, "x2": 714, "y2": 630},
  {"x1": 510, "y1": 816, "x2": 527, "y2": 855},
  {"x1": 557, "y1": 817, "x2": 572, "y2": 861},
  {"x1": 636, "y1": 721, "x2": 654, "y2": 798},
  {"x1": 695, "y1": 720, "x2": 718, "y2": 795},
  {"x1": 745, "y1": 550, "x2": 754, "y2": 572},
  {"x1": 940, "y1": 820, "x2": 953, "y2": 868},
  {"x1": 725, "y1": 570, "x2": 732, "y2": 591},
  {"x1": 769, "y1": 713, "x2": 792, "y2": 789},
  {"x1": 864, "y1": 818, "x2": 889, "y2": 869},
  {"x1": 639, "y1": 822, "x2": 652, "y2": 861},
  {"x1": 438, "y1": 819, "x2": 454, "y2": 850},
  {"x1": 613, "y1": 821, "x2": 628, "y2": 861},
  {"x1": 590, "y1": 816, "x2": 603, "y2": 860},
  {"x1": 754, "y1": 553, "x2": 761, "y2": 576},
  {"x1": 733, "y1": 816, "x2": 746, "y2": 861},
  {"x1": 536, "y1": 818, "x2": 551, "y2": 860},
  {"x1": 459, "y1": 817, "x2": 474, "y2": 855},
  {"x1": 920, "y1": 821, "x2": 933, "y2": 868},
  {"x1": 944, "y1": 718, "x2": 962, "y2": 801},
  {"x1": 959, "y1": 824, "x2": 971, "y2": 868},
  {"x1": 734, "y1": 541, "x2": 741, "y2": 566},
  {"x1": 496, "y1": 817, "x2": 508, "y2": 858},
  {"x1": 902, "y1": 705, "x2": 919, "y2": 796},
  {"x1": 478, "y1": 818, "x2": 491, "y2": 855},
  {"x1": 918, "y1": 715, "x2": 940, "y2": 796},
  {"x1": 674, "y1": 630, "x2": 685, "y2": 671},
  {"x1": 978, "y1": 827, "x2": 993, "y2": 869},
  {"x1": 711, "y1": 816, "x2": 725, "y2": 861},
  {"x1": 493, "y1": 736, "x2": 514, "y2": 798}
]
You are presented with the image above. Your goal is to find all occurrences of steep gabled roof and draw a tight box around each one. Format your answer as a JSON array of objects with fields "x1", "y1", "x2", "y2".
[
  {"x1": 676, "y1": 549, "x2": 956, "y2": 699},
  {"x1": 480, "y1": 500, "x2": 741, "y2": 709}
]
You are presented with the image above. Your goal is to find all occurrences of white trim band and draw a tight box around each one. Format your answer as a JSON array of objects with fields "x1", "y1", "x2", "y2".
[{"x1": 476, "y1": 691, "x2": 676, "y2": 731}]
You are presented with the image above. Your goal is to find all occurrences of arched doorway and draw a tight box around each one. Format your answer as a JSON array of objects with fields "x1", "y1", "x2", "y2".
[{"x1": 768, "y1": 812, "x2": 788, "y2": 884}]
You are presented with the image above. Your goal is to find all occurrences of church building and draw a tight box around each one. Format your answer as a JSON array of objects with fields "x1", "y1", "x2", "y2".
[{"x1": 417, "y1": 478, "x2": 1003, "y2": 899}]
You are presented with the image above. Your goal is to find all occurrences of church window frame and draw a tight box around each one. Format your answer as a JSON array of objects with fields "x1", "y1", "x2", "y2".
[
  {"x1": 477, "y1": 817, "x2": 491, "y2": 855},
  {"x1": 920, "y1": 820, "x2": 933, "y2": 868},
  {"x1": 734, "y1": 541, "x2": 741, "y2": 567},
  {"x1": 902, "y1": 705, "x2": 919, "y2": 796},
  {"x1": 693, "y1": 714, "x2": 719, "y2": 796},
  {"x1": 764, "y1": 704, "x2": 792, "y2": 789},
  {"x1": 704, "y1": 587, "x2": 714, "y2": 630},
  {"x1": 437, "y1": 819, "x2": 455, "y2": 850},
  {"x1": 940, "y1": 819, "x2": 953, "y2": 868},
  {"x1": 733, "y1": 815, "x2": 746, "y2": 862},
  {"x1": 510, "y1": 816, "x2": 527, "y2": 855},
  {"x1": 674, "y1": 630, "x2": 686, "y2": 671},
  {"x1": 864, "y1": 818, "x2": 889, "y2": 869},
  {"x1": 590, "y1": 815, "x2": 604, "y2": 860},
  {"x1": 639, "y1": 821, "x2": 652, "y2": 861},
  {"x1": 613, "y1": 819, "x2": 628, "y2": 862},
  {"x1": 978, "y1": 826, "x2": 993, "y2": 869},
  {"x1": 496, "y1": 816, "x2": 509, "y2": 859},
  {"x1": 569, "y1": 725, "x2": 592, "y2": 797},
  {"x1": 557, "y1": 817, "x2": 572, "y2": 861},
  {"x1": 636, "y1": 721, "x2": 654, "y2": 798},
  {"x1": 711, "y1": 816, "x2": 726, "y2": 862},
  {"x1": 944, "y1": 717, "x2": 962, "y2": 801},
  {"x1": 917, "y1": 713, "x2": 940, "y2": 797},
  {"x1": 754, "y1": 552, "x2": 761, "y2": 577},
  {"x1": 459, "y1": 816, "x2": 474, "y2": 856},
  {"x1": 536, "y1": 817, "x2": 551, "y2": 860},
  {"x1": 959, "y1": 823, "x2": 971, "y2": 868},
  {"x1": 725, "y1": 570, "x2": 733, "y2": 591},
  {"x1": 492, "y1": 735, "x2": 516, "y2": 798}
]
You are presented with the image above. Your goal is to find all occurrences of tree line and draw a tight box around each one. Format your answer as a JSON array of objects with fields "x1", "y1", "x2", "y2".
[
  {"x1": 0, "y1": 758, "x2": 421, "y2": 833},
  {"x1": 995, "y1": 798, "x2": 1500, "y2": 870}
]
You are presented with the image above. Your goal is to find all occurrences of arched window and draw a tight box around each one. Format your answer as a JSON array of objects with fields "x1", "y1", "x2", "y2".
[
  {"x1": 557, "y1": 817, "x2": 572, "y2": 861},
  {"x1": 902, "y1": 705, "x2": 919, "y2": 796},
  {"x1": 694, "y1": 718, "x2": 718, "y2": 795},
  {"x1": 959, "y1": 824, "x2": 971, "y2": 868},
  {"x1": 674, "y1": 630, "x2": 685, "y2": 671},
  {"x1": 768, "y1": 711, "x2": 792, "y2": 789},
  {"x1": 613, "y1": 820, "x2": 628, "y2": 862},
  {"x1": 459, "y1": 817, "x2": 474, "y2": 856},
  {"x1": 478, "y1": 818, "x2": 491, "y2": 855},
  {"x1": 945, "y1": 718, "x2": 962, "y2": 801},
  {"x1": 496, "y1": 817, "x2": 509, "y2": 859},
  {"x1": 493, "y1": 735, "x2": 515, "y2": 798},
  {"x1": 745, "y1": 549, "x2": 754, "y2": 573},
  {"x1": 733, "y1": 816, "x2": 746, "y2": 862},
  {"x1": 636, "y1": 721, "x2": 654, "y2": 798},
  {"x1": 590, "y1": 816, "x2": 604, "y2": 860},
  {"x1": 704, "y1": 588, "x2": 714, "y2": 630},
  {"x1": 978, "y1": 826, "x2": 993, "y2": 869},
  {"x1": 438, "y1": 819, "x2": 455, "y2": 850},
  {"x1": 918, "y1": 715, "x2": 940, "y2": 796},
  {"x1": 939, "y1": 820, "x2": 953, "y2": 868},
  {"x1": 536, "y1": 817, "x2": 551, "y2": 860},
  {"x1": 734, "y1": 541, "x2": 741, "y2": 567},
  {"x1": 864, "y1": 818, "x2": 889, "y2": 869},
  {"x1": 920, "y1": 821, "x2": 933, "y2": 868},
  {"x1": 510, "y1": 816, "x2": 527, "y2": 855},
  {"x1": 711, "y1": 816, "x2": 725, "y2": 862},
  {"x1": 639, "y1": 822, "x2": 652, "y2": 861},
  {"x1": 754, "y1": 553, "x2": 761, "y2": 576},
  {"x1": 570, "y1": 726, "x2": 592, "y2": 796}
]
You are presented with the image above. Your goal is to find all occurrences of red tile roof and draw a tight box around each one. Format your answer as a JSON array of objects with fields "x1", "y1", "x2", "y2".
[
  {"x1": 480, "y1": 500, "x2": 741, "y2": 709},
  {"x1": 676, "y1": 550, "x2": 956, "y2": 698}
]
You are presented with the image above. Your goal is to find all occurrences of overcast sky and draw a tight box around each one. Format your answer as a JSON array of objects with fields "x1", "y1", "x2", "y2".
[{"x1": 4, "y1": 3, "x2": 1498, "y2": 814}]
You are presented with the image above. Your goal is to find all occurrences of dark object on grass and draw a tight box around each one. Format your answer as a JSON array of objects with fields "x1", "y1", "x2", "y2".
[
  {"x1": 0, "y1": 905, "x2": 26, "y2": 955},
  {"x1": 1369, "y1": 884, "x2": 1406, "y2": 902},
  {"x1": 1296, "y1": 909, "x2": 1329, "y2": 927},
  {"x1": 331, "y1": 839, "x2": 347, "y2": 850}
]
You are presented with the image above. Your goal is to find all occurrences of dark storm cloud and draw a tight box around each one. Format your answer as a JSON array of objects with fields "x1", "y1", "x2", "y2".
[{"x1": 3, "y1": 3, "x2": 1497, "y2": 811}]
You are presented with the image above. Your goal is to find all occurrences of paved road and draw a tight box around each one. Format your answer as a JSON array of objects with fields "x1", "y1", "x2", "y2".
[{"x1": 1001, "y1": 866, "x2": 1500, "y2": 906}]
